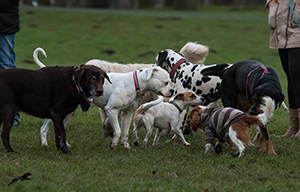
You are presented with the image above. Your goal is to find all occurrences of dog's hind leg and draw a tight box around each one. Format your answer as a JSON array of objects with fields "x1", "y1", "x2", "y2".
[
  {"x1": 228, "y1": 127, "x2": 245, "y2": 157},
  {"x1": 152, "y1": 128, "x2": 162, "y2": 147},
  {"x1": 1, "y1": 106, "x2": 16, "y2": 152},
  {"x1": 133, "y1": 123, "x2": 141, "y2": 146},
  {"x1": 40, "y1": 119, "x2": 53, "y2": 146},
  {"x1": 143, "y1": 123, "x2": 153, "y2": 149},
  {"x1": 258, "y1": 128, "x2": 276, "y2": 155}
]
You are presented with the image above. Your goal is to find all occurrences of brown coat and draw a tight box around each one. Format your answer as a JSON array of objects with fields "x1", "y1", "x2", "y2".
[{"x1": 266, "y1": 0, "x2": 300, "y2": 49}]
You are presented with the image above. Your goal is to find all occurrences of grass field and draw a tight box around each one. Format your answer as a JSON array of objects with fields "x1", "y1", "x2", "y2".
[{"x1": 1, "y1": 5, "x2": 299, "y2": 192}]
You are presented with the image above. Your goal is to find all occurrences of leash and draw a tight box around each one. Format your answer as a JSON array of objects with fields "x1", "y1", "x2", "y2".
[
  {"x1": 245, "y1": 65, "x2": 268, "y2": 103},
  {"x1": 170, "y1": 58, "x2": 188, "y2": 79},
  {"x1": 71, "y1": 66, "x2": 93, "y2": 112},
  {"x1": 289, "y1": 0, "x2": 300, "y2": 28},
  {"x1": 133, "y1": 70, "x2": 140, "y2": 91}
]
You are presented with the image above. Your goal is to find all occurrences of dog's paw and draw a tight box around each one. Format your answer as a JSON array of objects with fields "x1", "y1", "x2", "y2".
[
  {"x1": 122, "y1": 142, "x2": 131, "y2": 149},
  {"x1": 134, "y1": 141, "x2": 139, "y2": 146},
  {"x1": 205, "y1": 143, "x2": 214, "y2": 153},
  {"x1": 184, "y1": 142, "x2": 190, "y2": 146},
  {"x1": 109, "y1": 142, "x2": 117, "y2": 150}
]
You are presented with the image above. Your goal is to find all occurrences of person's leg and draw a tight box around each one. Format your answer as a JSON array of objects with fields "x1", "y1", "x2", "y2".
[
  {"x1": 287, "y1": 48, "x2": 300, "y2": 136},
  {"x1": 279, "y1": 48, "x2": 299, "y2": 136},
  {"x1": 287, "y1": 48, "x2": 300, "y2": 108},
  {"x1": 0, "y1": 34, "x2": 16, "y2": 69},
  {"x1": 0, "y1": 34, "x2": 20, "y2": 125}
]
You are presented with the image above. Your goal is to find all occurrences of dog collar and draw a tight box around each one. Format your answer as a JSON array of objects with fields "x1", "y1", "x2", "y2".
[
  {"x1": 171, "y1": 102, "x2": 182, "y2": 113},
  {"x1": 170, "y1": 58, "x2": 188, "y2": 79},
  {"x1": 71, "y1": 66, "x2": 93, "y2": 112},
  {"x1": 133, "y1": 70, "x2": 140, "y2": 91}
]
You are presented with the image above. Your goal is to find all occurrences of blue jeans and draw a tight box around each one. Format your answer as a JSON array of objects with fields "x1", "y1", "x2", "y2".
[
  {"x1": 0, "y1": 33, "x2": 19, "y2": 122},
  {"x1": 0, "y1": 33, "x2": 16, "y2": 69}
]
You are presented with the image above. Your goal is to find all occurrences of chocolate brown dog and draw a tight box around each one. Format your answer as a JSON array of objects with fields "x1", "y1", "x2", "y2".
[{"x1": 0, "y1": 65, "x2": 110, "y2": 153}]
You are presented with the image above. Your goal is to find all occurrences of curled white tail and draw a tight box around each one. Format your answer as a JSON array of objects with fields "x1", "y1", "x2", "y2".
[
  {"x1": 258, "y1": 96, "x2": 275, "y2": 126},
  {"x1": 140, "y1": 96, "x2": 164, "y2": 112},
  {"x1": 179, "y1": 42, "x2": 209, "y2": 64},
  {"x1": 33, "y1": 47, "x2": 47, "y2": 68}
]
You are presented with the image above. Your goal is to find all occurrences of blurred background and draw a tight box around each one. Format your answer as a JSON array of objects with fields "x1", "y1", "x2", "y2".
[{"x1": 21, "y1": 0, "x2": 265, "y2": 10}]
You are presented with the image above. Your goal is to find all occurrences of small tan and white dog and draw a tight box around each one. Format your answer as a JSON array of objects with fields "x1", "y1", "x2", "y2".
[
  {"x1": 189, "y1": 97, "x2": 274, "y2": 157},
  {"x1": 133, "y1": 91, "x2": 206, "y2": 148}
]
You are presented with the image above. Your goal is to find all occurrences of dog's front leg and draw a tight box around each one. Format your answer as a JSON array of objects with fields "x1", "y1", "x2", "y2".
[
  {"x1": 52, "y1": 117, "x2": 68, "y2": 154},
  {"x1": 171, "y1": 123, "x2": 190, "y2": 146},
  {"x1": 171, "y1": 111, "x2": 188, "y2": 142},
  {"x1": 120, "y1": 111, "x2": 133, "y2": 149},
  {"x1": 105, "y1": 106, "x2": 121, "y2": 149}
]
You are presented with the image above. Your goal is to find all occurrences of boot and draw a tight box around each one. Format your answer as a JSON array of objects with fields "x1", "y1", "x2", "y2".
[
  {"x1": 282, "y1": 108, "x2": 299, "y2": 137},
  {"x1": 294, "y1": 109, "x2": 300, "y2": 137}
]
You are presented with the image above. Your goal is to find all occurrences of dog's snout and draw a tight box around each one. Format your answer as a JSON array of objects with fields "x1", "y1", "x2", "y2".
[{"x1": 96, "y1": 88, "x2": 103, "y2": 96}]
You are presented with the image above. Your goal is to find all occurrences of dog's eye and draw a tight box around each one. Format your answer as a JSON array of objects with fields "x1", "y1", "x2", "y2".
[
  {"x1": 165, "y1": 82, "x2": 168, "y2": 85},
  {"x1": 89, "y1": 76, "x2": 96, "y2": 81},
  {"x1": 190, "y1": 94, "x2": 196, "y2": 98}
]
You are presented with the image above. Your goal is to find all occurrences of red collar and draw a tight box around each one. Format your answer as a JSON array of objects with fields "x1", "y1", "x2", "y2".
[
  {"x1": 133, "y1": 70, "x2": 140, "y2": 91},
  {"x1": 170, "y1": 58, "x2": 188, "y2": 79}
]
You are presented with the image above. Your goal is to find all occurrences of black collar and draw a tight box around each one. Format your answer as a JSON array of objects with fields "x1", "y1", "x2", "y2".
[
  {"x1": 71, "y1": 66, "x2": 93, "y2": 112},
  {"x1": 171, "y1": 102, "x2": 182, "y2": 113}
]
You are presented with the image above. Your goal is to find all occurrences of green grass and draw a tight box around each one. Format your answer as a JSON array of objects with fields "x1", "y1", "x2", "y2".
[{"x1": 1, "y1": 6, "x2": 297, "y2": 191}]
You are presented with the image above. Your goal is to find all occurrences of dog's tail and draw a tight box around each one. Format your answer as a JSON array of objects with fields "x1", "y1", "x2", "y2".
[
  {"x1": 256, "y1": 96, "x2": 275, "y2": 140},
  {"x1": 179, "y1": 42, "x2": 209, "y2": 64},
  {"x1": 244, "y1": 96, "x2": 274, "y2": 140},
  {"x1": 140, "y1": 95, "x2": 164, "y2": 112},
  {"x1": 201, "y1": 63, "x2": 232, "y2": 79},
  {"x1": 33, "y1": 47, "x2": 47, "y2": 68}
]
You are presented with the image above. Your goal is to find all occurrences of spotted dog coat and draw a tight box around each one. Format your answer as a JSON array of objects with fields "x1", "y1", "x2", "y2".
[{"x1": 155, "y1": 49, "x2": 222, "y2": 133}]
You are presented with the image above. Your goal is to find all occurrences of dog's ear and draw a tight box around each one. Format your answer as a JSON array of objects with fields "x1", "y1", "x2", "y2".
[
  {"x1": 189, "y1": 107, "x2": 202, "y2": 132},
  {"x1": 156, "y1": 51, "x2": 168, "y2": 67},
  {"x1": 145, "y1": 67, "x2": 158, "y2": 81},
  {"x1": 74, "y1": 65, "x2": 86, "y2": 83},
  {"x1": 174, "y1": 93, "x2": 184, "y2": 101},
  {"x1": 104, "y1": 72, "x2": 112, "y2": 84}
]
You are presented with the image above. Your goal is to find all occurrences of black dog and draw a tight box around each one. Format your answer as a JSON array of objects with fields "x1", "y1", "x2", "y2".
[
  {"x1": 0, "y1": 65, "x2": 110, "y2": 153},
  {"x1": 201, "y1": 60, "x2": 284, "y2": 155}
]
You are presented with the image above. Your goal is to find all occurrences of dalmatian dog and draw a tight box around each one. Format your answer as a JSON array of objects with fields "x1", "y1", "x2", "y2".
[{"x1": 155, "y1": 49, "x2": 223, "y2": 135}]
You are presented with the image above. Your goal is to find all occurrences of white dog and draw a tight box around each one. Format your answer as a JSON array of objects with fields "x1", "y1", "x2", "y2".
[
  {"x1": 94, "y1": 66, "x2": 174, "y2": 149},
  {"x1": 133, "y1": 91, "x2": 205, "y2": 148},
  {"x1": 33, "y1": 42, "x2": 209, "y2": 147}
]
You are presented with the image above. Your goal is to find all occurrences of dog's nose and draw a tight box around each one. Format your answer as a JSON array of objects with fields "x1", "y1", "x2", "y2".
[
  {"x1": 170, "y1": 89, "x2": 174, "y2": 95},
  {"x1": 96, "y1": 88, "x2": 103, "y2": 96},
  {"x1": 249, "y1": 109, "x2": 258, "y2": 115}
]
